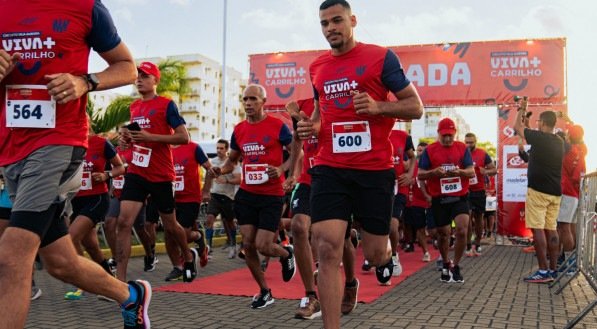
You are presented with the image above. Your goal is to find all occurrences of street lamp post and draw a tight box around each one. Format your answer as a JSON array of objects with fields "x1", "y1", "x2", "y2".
[{"x1": 220, "y1": 0, "x2": 228, "y2": 139}]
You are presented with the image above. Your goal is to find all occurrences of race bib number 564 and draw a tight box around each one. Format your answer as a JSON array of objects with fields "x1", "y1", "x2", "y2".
[{"x1": 6, "y1": 85, "x2": 56, "y2": 128}]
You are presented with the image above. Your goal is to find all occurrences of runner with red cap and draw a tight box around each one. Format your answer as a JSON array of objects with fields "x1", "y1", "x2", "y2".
[{"x1": 417, "y1": 118, "x2": 474, "y2": 283}]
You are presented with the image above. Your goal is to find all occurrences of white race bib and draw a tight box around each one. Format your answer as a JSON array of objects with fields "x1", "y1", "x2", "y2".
[
  {"x1": 81, "y1": 171, "x2": 92, "y2": 190},
  {"x1": 308, "y1": 157, "x2": 315, "y2": 168},
  {"x1": 132, "y1": 145, "x2": 152, "y2": 168},
  {"x1": 486, "y1": 196, "x2": 497, "y2": 211},
  {"x1": 5, "y1": 85, "x2": 56, "y2": 128},
  {"x1": 440, "y1": 177, "x2": 462, "y2": 194},
  {"x1": 174, "y1": 175, "x2": 185, "y2": 192},
  {"x1": 244, "y1": 164, "x2": 269, "y2": 185},
  {"x1": 332, "y1": 121, "x2": 371, "y2": 153},
  {"x1": 112, "y1": 176, "x2": 125, "y2": 189},
  {"x1": 469, "y1": 175, "x2": 478, "y2": 185}
]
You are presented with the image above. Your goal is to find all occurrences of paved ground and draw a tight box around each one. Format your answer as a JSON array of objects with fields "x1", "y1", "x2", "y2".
[{"x1": 25, "y1": 243, "x2": 597, "y2": 329}]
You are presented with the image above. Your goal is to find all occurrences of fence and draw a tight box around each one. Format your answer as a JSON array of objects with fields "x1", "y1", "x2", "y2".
[{"x1": 550, "y1": 171, "x2": 597, "y2": 328}]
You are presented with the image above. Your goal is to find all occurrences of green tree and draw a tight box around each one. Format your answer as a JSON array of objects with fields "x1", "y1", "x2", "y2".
[
  {"x1": 477, "y1": 141, "x2": 497, "y2": 159},
  {"x1": 156, "y1": 59, "x2": 191, "y2": 104}
]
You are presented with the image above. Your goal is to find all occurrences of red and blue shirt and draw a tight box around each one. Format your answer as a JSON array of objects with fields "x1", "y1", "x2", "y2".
[
  {"x1": 296, "y1": 99, "x2": 319, "y2": 186},
  {"x1": 0, "y1": 0, "x2": 121, "y2": 166},
  {"x1": 309, "y1": 42, "x2": 410, "y2": 170},
  {"x1": 419, "y1": 141, "x2": 473, "y2": 198},
  {"x1": 76, "y1": 135, "x2": 116, "y2": 197},
  {"x1": 468, "y1": 148, "x2": 492, "y2": 192},
  {"x1": 389, "y1": 129, "x2": 414, "y2": 196},
  {"x1": 127, "y1": 95, "x2": 186, "y2": 183},
  {"x1": 231, "y1": 115, "x2": 292, "y2": 196},
  {"x1": 172, "y1": 142, "x2": 209, "y2": 203}
]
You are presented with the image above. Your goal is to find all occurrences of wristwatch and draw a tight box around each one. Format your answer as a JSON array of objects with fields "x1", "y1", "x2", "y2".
[
  {"x1": 83, "y1": 73, "x2": 100, "y2": 92},
  {"x1": 107, "y1": 172, "x2": 113, "y2": 178}
]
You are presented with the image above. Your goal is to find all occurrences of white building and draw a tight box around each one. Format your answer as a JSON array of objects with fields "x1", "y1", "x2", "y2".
[
  {"x1": 89, "y1": 90, "x2": 119, "y2": 112},
  {"x1": 409, "y1": 107, "x2": 470, "y2": 144},
  {"x1": 136, "y1": 54, "x2": 245, "y2": 143}
]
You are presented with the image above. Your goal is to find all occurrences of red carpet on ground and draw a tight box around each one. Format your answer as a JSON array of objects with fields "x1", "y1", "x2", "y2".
[{"x1": 155, "y1": 247, "x2": 438, "y2": 304}]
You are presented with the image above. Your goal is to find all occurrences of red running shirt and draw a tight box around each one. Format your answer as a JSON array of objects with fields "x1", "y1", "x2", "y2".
[
  {"x1": 418, "y1": 141, "x2": 473, "y2": 198},
  {"x1": 296, "y1": 99, "x2": 319, "y2": 186},
  {"x1": 231, "y1": 115, "x2": 292, "y2": 196},
  {"x1": 309, "y1": 43, "x2": 410, "y2": 170},
  {"x1": 77, "y1": 135, "x2": 116, "y2": 197},
  {"x1": 172, "y1": 142, "x2": 209, "y2": 203},
  {"x1": 389, "y1": 130, "x2": 414, "y2": 195},
  {"x1": 468, "y1": 148, "x2": 492, "y2": 192}
]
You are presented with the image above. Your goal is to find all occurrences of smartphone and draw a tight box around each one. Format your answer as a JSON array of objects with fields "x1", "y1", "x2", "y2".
[{"x1": 126, "y1": 122, "x2": 141, "y2": 131}]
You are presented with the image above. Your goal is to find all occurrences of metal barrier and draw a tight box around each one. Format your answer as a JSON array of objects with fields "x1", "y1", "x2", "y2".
[{"x1": 552, "y1": 171, "x2": 597, "y2": 328}]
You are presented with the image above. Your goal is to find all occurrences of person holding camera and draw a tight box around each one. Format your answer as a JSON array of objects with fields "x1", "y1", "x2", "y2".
[{"x1": 417, "y1": 118, "x2": 475, "y2": 283}]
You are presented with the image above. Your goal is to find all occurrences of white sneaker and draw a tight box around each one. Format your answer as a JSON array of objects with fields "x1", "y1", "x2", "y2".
[
  {"x1": 391, "y1": 255, "x2": 402, "y2": 277},
  {"x1": 422, "y1": 252, "x2": 431, "y2": 262},
  {"x1": 228, "y1": 245, "x2": 237, "y2": 259}
]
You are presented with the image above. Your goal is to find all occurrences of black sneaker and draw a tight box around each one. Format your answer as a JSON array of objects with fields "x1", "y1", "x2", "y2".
[
  {"x1": 361, "y1": 260, "x2": 372, "y2": 272},
  {"x1": 251, "y1": 289, "x2": 275, "y2": 309},
  {"x1": 164, "y1": 267, "x2": 183, "y2": 281},
  {"x1": 450, "y1": 265, "x2": 464, "y2": 283},
  {"x1": 121, "y1": 280, "x2": 152, "y2": 329},
  {"x1": 183, "y1": 248, "x2": 198, "y2": 282},
  {"x1": 281, "y1": 245, "x2": 296, "y2": 282},
  {"x1": 143, "y1": 255, "x2": 157, "y2": 272},
  {"x1": 375, "y1": 259, "x2": 393, "y2": 286},
  {"x1": 440, "y1": 266, "x2": 452, "y2": 283}
]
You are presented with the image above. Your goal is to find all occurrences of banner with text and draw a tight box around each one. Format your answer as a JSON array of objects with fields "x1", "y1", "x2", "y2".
[{"x1": 249, "y1": 38, "x2": 566, "y2": 107}]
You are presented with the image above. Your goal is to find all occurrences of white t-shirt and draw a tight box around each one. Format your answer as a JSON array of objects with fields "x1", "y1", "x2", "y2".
[{"x1": 210, "y1": 156, "x2": 241, "y2": 200}]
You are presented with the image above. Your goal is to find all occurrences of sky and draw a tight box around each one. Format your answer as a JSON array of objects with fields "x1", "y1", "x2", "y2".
[{"x1": 92, "y1": 0, "x2": 597, "y2": 170}]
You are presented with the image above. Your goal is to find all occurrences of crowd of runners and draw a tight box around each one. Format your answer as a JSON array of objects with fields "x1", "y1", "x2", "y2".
[{"x1": 0, "y1": 0, "x2": 586, "y2": 329}]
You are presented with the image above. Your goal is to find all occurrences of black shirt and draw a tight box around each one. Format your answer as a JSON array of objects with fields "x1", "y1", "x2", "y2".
[{"x1": 524, "y1": 128, "x2": 564, "y2": 196}]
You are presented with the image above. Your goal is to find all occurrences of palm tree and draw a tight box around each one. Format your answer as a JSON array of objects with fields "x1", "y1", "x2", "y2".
[{"x1": 89, "y1": 59, "x2": 190, "y2": 134}]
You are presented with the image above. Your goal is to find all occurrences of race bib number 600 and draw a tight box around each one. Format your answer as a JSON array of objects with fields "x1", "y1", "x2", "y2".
[
  {"x1": 332, "y1": 121, "x2": 371, "y2": 153},
  {"x1": 5, "y1": 85, "x2": 56, "y2": 128}
]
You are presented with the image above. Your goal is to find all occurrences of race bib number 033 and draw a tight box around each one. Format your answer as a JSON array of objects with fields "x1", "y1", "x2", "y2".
[
  {"x1": 5, "y1": 85, "x2": 56, "y2": 128},
  {"x1": 244, "y1": 164, "x2": 269, "y2": 185},
  {"x1": 332, "y1": 121, "x2": 371, "y2": 153}
]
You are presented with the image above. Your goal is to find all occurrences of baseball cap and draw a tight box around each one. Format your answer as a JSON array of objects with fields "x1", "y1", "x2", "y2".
[
  {"x1": 437, "y1": 118, "x2": 456, "y2": 136},
  {"x1": 568, "y1": 124, "x2": 584, "y2": 141},
  {"x1": 137, "y1": 61, "x2": 161, "y2": 80}
]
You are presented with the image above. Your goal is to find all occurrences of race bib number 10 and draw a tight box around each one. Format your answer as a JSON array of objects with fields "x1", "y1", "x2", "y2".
[
  {"x1": 5, "y1": 85, "x2": 56, "y2": 128},
  {"x1": 332, "y1": 121, "x2": 371, "y2": 153},
  {"x1": 132, "y1": 145, "x2": 152, "y2": 168}
]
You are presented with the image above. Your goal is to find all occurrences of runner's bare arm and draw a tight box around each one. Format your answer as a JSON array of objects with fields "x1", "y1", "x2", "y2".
[
  {"x1": 0, "y1": 50, "x2": 21, "y2": 82},
  {"x1": 129, "y1": 123, "x2": 189, "y2": 145},
  {"x1": 353, "y1": 84, "x2": 423, "y2": 119},
  {"x1": 218, "y1": 149, "x2": 241, "y2": 176},
  {"x1": 296, "y1": 100, "x2": 321, "y2": 140}
]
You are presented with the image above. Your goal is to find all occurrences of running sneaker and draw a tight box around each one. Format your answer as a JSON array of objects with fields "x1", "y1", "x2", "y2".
[
  {"x1": 375, "y1": 260, "x2": 393, "y2": 286},
  {"x1": 440, "y1": 267, "x2": 452, "y2": 283},
  {"x1": 121, "y1": 280, "x2": 152, "y2": 329},
  {"x1": 31, "y1": 286, "x2": 42, "y2": 301},
  {"x1": 64, "y1": 289, "x2": 83, "y2": 300},
  {"x1": 165, "y1": 267, "x2": 183, "y2": 281},
  {"x1": 228, "y1": 245, "x2": 237, "y2": 259},
  {"x1": 422, "y1": 252, "x2": 431, "y2": 262},
  {"x1": 183, "y1": 248, "x2": 198, "y2": 282},
  {"x1": 281, "y1": 245, "x2": 296, "y2": 282},
  {"x1": 465, "y1": 249, "x2": 474, "y2": 257},
  {"x1": 261, "y1": 259, "x2": 269, "y2": 273},
  {"x1": 361, "y1": 260, "x2": 372, "y2": 272},
  {"x1": 474, "y1": 246, "x2": 483, "y2": 256},
  {"x1": 391, "y1": 255, "x2": 402, "y2": 277},
  {"x1": 523, "y1": 270, "x2": 553, "y2": 283},
  {"x1": 143, "y1": 254, "x2": 158, "y2": 272},
  {"x1": 522, "y1": 245, "x2": 535, "y2": 253},
  {"x1": 341, "y1": 279, "x2": 359, "y2": 315},
  {"x1": 349, "y1": 228, "x2": 359, "y2": 249},
  {"x1": 450, "y1": 265, "x2": 464, "y2": 283},
  {"x1": 108, "y1": 258, "x2": 117, "y2": 276},
  {"x1": 251, "y1": 289, "x2": 274, "y2": 309},
  {"x1": 295, "y1": 296, "x2": 322, "y2": 320}
]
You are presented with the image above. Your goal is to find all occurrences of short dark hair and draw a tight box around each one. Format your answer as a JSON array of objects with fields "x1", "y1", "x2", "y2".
[
  {"x1": 217, "y1": 139, "x2": 229, "y2": 149},
  {"x1": 320, "y1": 0, "x2": 351, "y2": 11},
  {"x1": 539, "y1": 111, "x2": 557, "y2": 128},
  {"x1": 465, "y1": 132, "x2": 476, "y2": 139},
  {"x1": 418, "y1": 142, "x2": 428, "y2": 147}
]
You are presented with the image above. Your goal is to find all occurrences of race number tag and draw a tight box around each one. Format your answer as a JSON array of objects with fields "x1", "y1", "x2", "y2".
[
  {"x1": 331, "y1": 121, "x2": 371, "y2": 153},
  {"x1": 486, "y1": 196, "x2": 497, "y2": 211},
  {"x1": 5, "y1": 85, "x2": 56, "y2": 128},
  {"x1": 308, "y1": 157, "x2": 315, "y2": 168},
  {"x1": 440, "y1": 177, "x2": 462, "y2": 194},
  {"x1": 469, "y1": 175, "x2": 478, "y2": 185},
  {"x1": 112, "y1": 176, "x2": 125, "y2": 189},
  {"x1": 244, "y1": 164, "x2": 269, "y2": 185},
  {"x1": 174, "y1": 176, "x2": 185, "y2": 191},
  {"x1": 132, "y1": 145, "x2": 152, "y2": 168},
  {"x1": 81, "y1": 171, "x2": 92, "y2": 190}
]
